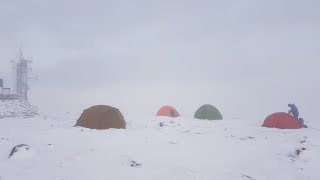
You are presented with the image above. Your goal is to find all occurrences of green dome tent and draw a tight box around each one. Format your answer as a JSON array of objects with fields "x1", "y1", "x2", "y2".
[{"x1": 194, "y1": 104, "x2": 223, "y2": 120}]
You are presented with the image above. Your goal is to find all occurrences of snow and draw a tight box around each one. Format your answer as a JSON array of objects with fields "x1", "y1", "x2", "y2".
[
  {"x1": 0, "y1": 114, "x2": 320, "y2": 180},
  {"x1": 0, "y1": 100, "x2": 38, "y2": 118}
]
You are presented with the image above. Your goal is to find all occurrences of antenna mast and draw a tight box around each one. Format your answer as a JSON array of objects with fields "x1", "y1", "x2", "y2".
[{"x1": 16, "y1": 49, "x2": 33, "y2": 100}]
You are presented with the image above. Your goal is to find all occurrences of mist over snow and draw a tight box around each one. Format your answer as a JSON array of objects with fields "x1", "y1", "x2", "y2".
[{"x1": 0, "y1": 0, "x2": 320, "y2": 123}]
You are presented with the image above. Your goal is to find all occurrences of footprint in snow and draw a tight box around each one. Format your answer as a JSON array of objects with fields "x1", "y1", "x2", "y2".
[
  {"x1": 300, "y1": 136, "x2": 307, "y2": 144},
  {"x1": 240, "y1": 136, "x2": 255, "y2": 141},
  {"x1": 288, "y1": 147, "x2": 307, "y2": 161},
  {"x1": 242, "y1": 174, "x2": 256, "y2": 180},
  {"x1": 120, "y1": 156, "x2": 142, "y2": 168},
  {"x1": 130, "y1": 160, "x2": 142, "y2": 168}
]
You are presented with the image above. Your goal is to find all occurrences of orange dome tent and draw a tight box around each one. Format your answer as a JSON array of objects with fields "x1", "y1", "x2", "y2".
[
  {"x1": 156, "y1": 106, "x2": 180, "y2": 117},
  {"x1": 262, "y1": 112, "x2": 301, "y2": 129}
]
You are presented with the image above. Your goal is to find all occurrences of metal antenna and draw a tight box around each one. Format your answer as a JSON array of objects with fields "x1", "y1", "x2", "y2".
[
  {"x1": 20, "y1": 48, "x2": 23, "y2": 59},
  {"x1": 15, "y1": 49, "x2": 35, "y2": 101},
  {"x1": 0, "y1": 50, "x2": 36, "y2": 101}
]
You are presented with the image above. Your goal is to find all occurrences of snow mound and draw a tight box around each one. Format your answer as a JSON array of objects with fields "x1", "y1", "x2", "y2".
[
  {"x1": 0, "y1": 99, "x2": 38, "y2": 118},
  {"x1": 8, "y1": 144, "x2": 35, "y2": 160}
]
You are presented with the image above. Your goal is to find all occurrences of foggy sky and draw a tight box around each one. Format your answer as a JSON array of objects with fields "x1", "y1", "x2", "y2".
[{"x1": 1, "y1": 0, "x2": 319, "y2": 122}]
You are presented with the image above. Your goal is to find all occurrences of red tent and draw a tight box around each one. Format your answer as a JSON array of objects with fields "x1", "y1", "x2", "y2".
[
  {"x1": 156, "y1": 106, "x2": 180, "y2": 118},
  {"x1": 262, "y1": 112, "x2": 301, "y2": 129}
]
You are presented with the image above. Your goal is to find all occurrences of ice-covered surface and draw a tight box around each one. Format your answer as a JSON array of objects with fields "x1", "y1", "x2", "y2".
[
  {"x1": 0, "y1": 99, "x2": 38, "y2": 118},
  {"x1": 0, "y1": 114, "x2": 319, "y2": 180}
]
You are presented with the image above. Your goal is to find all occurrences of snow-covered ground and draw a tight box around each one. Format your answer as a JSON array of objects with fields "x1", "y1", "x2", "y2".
[
  {"x1": 0, "y1": 113, "x2": 320, "y2": 180},
  {"x1": 0, "y1": 100, "x2": 38, "y2": 118}
]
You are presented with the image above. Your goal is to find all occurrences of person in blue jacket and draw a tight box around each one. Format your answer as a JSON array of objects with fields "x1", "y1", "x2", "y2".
[
  {"x1": 288, "y1": 104, "x2": 307, "y2": 128},
  {"x1": 288, "y1": 103, "x2": 299, "y2": 119}
]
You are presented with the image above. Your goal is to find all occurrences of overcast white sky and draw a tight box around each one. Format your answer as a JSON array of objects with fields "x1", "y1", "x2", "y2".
[{"x1": 0, "y1": 0, "x2": 319, "y2": 122}]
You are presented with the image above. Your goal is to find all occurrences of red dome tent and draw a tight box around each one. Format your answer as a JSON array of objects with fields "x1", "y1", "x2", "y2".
[
  {"x1": 262, "y1": 112, "x2": 301, "y2": 129},
  {"x1": 156, "y1": 106, "x2": 180, "y2": 118}
]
